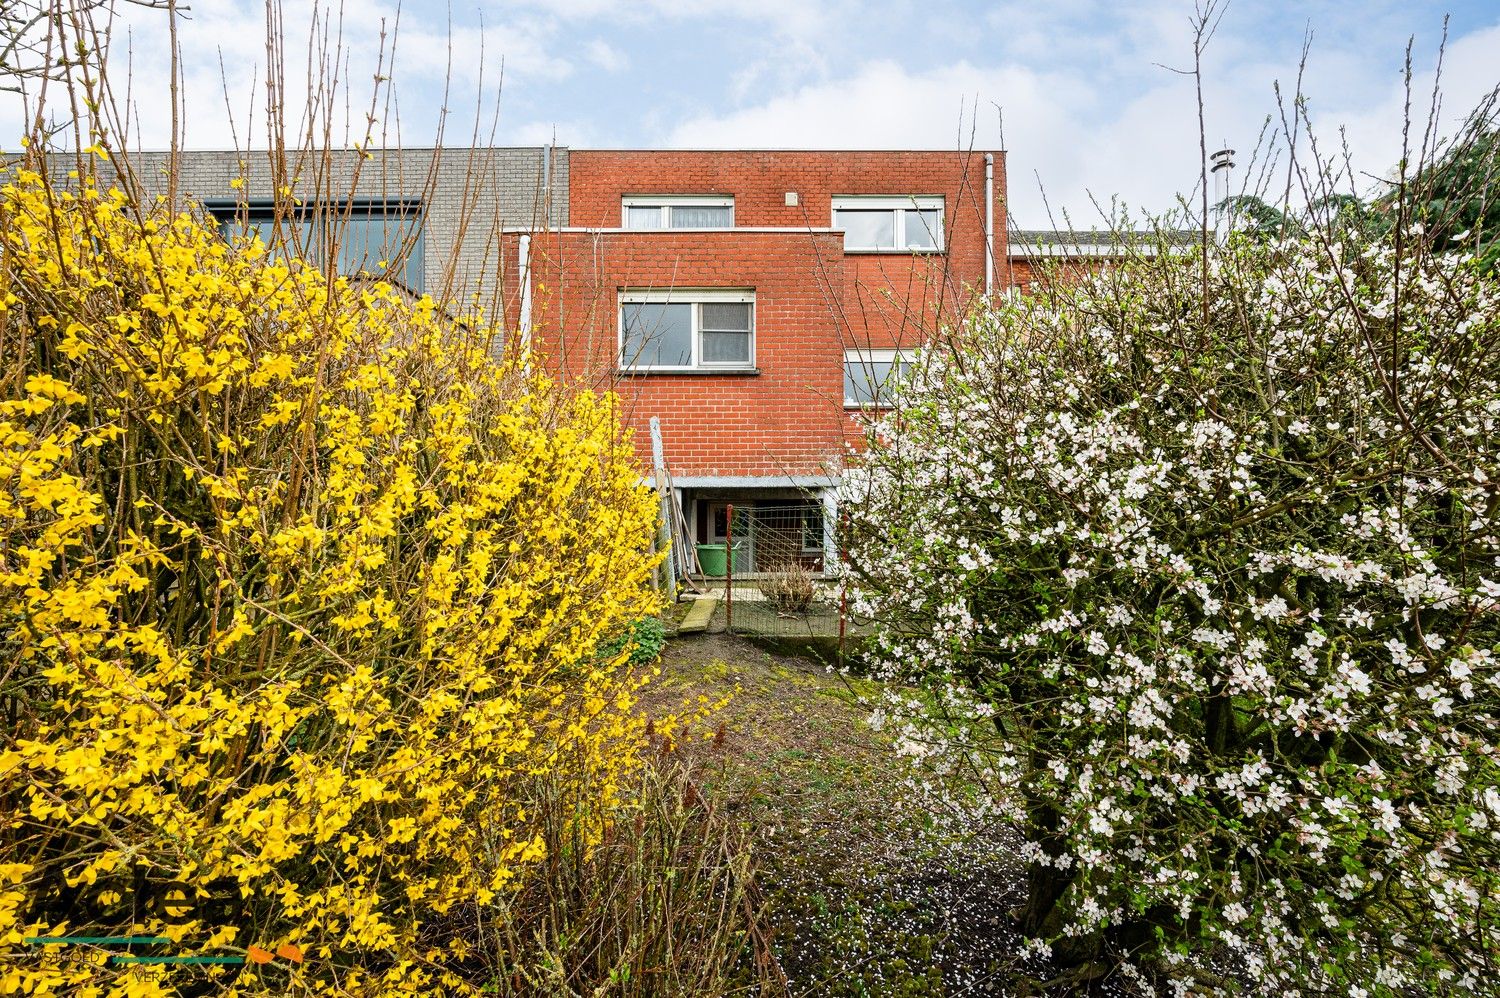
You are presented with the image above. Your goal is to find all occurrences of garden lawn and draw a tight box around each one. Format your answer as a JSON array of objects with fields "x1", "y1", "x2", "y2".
[{"x1": 639, "y1": 633, "x2": 1137, "y2": 997}]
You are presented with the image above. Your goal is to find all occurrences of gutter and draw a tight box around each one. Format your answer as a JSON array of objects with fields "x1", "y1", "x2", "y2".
[{"x1": 498, "y1": 225, "x2": 841, "y2": 234}]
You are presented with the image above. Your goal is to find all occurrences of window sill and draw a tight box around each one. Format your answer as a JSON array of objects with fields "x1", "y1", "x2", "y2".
[
  {"x1": 615, "y1": 367, "x2": 761, "y2": 377},
  {"x1": 843, "y1": 248, "x2": 946, "y2": 255}
]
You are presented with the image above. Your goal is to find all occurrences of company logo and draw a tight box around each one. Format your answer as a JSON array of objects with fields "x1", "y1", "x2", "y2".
[
  {"x1": 15, "y1": 866, "x2": 303, "y2": 976},
  {"x1": 19, "y1": 936, "x2": 304, "y2": 969}
]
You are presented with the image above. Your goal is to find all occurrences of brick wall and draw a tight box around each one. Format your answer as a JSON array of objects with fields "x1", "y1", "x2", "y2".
[
  {"x1": 1005, "y1": 255, "x2": 1043, "y2": 290},
  {"x1": 568, "y1": 150, "x2": 1005, "y2": 348},
  {"x1": 508, "y1": 228, "x2": 852, "y2": 479},
  {"x1": 1004, "y1": 254, "x2": 1111, "y2": 292}
]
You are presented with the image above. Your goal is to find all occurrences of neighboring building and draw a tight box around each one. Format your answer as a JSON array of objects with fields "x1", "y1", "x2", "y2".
[
  {"x1": 1006, "y1": 227, "x2": 1199, "y2": 290},
  {"x1": 133, "y1": 146, "x2": 563, "y2": 311},
  {"x1": 162, "y1": 145, "x2": 1006, "y2": 576}
]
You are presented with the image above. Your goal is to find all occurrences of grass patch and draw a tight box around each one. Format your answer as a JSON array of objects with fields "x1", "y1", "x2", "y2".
[{"x1": 638, "y1": 634, "x2": 1053, "y2": 997}]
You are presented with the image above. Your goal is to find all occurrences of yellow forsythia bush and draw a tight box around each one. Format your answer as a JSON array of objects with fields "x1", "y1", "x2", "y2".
[{"x1": 0, "y1": 164, "x2": 662, "y2": 995}]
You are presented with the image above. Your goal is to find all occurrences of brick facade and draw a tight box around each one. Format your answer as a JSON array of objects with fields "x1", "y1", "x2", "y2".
[
  {"x1": 508, "y1": 150, "x2": 1006, "y2": 486},
  {"x1": 156, "y1": 145, "x2": 1010, "y2": 567},
  {"x1": 513, "y1": 228, "x2": 852, "y2": 479},
  {"x1": 568, "y1": 151, "x2": 1003, "y2": 349}
]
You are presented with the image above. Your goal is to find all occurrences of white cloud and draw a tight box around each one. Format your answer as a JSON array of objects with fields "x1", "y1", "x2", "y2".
[
  {"x1": 1307, "y1": 22, "x2": 1500, "y2": 191},
  {"x1": 667, "y1": 60, "x2": 1036, "y2": 150},
  {"x1": 509, "y1": 119, "x2": 593, "y2": 146},
  {"x1": 585, "y1": 39, "x2": 628, "y2": 72},
  {"x1": 494, "y1": 0, "x2": 844, "y2": 44},
  {"x1": 1, "y1": 0, "x2": 568, "y2": 150},
  {"x1": 660, "y1": 16, "x2": 1500, "y2": 226}
]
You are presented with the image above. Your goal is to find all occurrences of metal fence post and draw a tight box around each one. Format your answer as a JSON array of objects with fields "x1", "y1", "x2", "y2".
[
  {"x1": 724, "y1": 503, "x2": 734, "y2": 634},
  {"x1": 838, "y1": 509, "x2": 848, "y2": 663}
]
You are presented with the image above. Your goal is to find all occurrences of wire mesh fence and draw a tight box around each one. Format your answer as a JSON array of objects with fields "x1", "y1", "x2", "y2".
[
  {"x1": 683, "y1": 501, "x2": 872, "y2": 643},
  {"x1": 685, "y1": 501, "x2": 821, "y2": 575},
  {"x1": 713, "y1": 591, "x2": 850, "y2": 640}
]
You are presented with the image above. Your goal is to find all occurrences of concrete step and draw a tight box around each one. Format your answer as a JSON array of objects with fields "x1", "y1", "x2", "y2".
[{"x1": 676, "y1": 596, "x2": 719, "y2": 634}]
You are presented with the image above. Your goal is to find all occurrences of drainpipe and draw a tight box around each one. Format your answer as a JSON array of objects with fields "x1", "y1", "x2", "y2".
[
  {"x1": 984, "y1": 153, "x2": 995, "y2": 297},
  {"x1": 518, "y1": 232, "x2": 533, "y2": 372}
]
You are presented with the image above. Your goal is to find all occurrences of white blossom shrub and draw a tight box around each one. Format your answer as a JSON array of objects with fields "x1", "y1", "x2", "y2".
[{"x1": 841, "y1": 224, "x2": 1500, "y2": 993}]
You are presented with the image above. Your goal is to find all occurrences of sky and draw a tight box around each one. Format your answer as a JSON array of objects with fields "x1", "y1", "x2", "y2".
[{"x1": 3, "y1": 0, "x2": 1498, "y2": 225}]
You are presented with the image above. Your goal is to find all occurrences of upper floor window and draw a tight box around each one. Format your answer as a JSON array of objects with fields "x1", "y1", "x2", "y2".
[
  {"x1": 619, "y1": 289, "x2": 754, "y2": 371},
  {"x1": 211, "y1": 201, "x2": 425, "y2": 292},
  {"x1": 845, "y1": 348, "x2": 915, "y2": 407},
  {"x1": 622, "y1": 195, "x2": 734, "y2": 229},
  {"x1": 832, "y1": 196, "x2": 943, "y2": 253}
]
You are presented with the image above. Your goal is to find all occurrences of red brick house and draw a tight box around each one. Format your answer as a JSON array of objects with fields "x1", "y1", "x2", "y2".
[
  {"x1": 174, "y1": 146, "x2": 1184, "y2": 578},
  {"x1": 503, "y1": 150, "x2": 1005, "y2": 574}
]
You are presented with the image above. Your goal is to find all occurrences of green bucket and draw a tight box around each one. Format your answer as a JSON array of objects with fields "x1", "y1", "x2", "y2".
[{"x1": 695, "y1": 542, "x2": 744, "y2": 577}]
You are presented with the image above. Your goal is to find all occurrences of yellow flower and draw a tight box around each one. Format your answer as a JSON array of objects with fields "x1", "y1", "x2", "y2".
[{"x1": 0, "y1": 168, "x2": 668, "y2": 997}]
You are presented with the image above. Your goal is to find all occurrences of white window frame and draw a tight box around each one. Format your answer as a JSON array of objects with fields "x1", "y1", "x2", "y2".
[
  {"x1": 844, "y1": 348, "x2": 916, "y2": 408},
  {"x1": 831, "y1": 195, "x2": 944, "y2": 253},
  {"x1": 621, "y1": 195, "x2": 735, "y2": 229},
  {"x1": 799, "y1": 505, "x2": 825, "y2": 554},
  {"x1": 618, "y1": 288, "x2": 756, "y2": 372}
]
